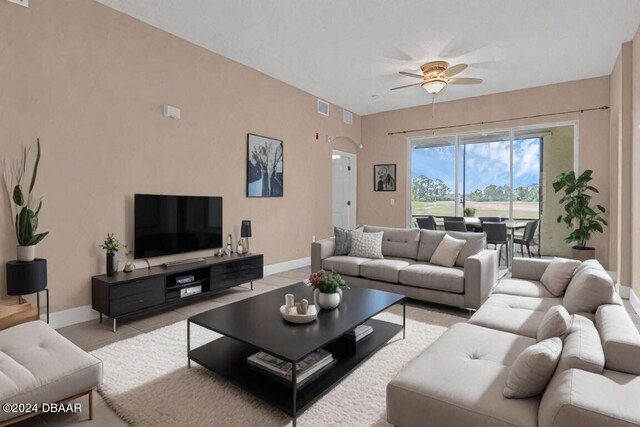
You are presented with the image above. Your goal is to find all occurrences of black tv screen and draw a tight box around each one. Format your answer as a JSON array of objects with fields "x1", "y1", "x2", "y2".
[{"x1": 134, "y1": 194, "x2": 223, "y2": 259}]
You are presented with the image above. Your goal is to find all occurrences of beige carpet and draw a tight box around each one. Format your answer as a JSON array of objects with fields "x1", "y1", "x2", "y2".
[{"x1": 91, "y1": 306, "x2": 464, "y2": 426}]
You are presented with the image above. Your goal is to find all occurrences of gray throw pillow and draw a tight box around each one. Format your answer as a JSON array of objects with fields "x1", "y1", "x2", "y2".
[
  {"x1": 334, "y1": 227, "x2": 352, "y2": 255},
  {"x1": 536, "y1": 306, "x2": 571, "y2": 342},
  {"x1": 503, "y1": 337, "x2": 563, "y2": 399},
  {"x1": 540, "y1": 257, "x2": 581, "y2": 296},
  {"x1": 349, "y1": 231, "x2": 384, "y2": 259}
]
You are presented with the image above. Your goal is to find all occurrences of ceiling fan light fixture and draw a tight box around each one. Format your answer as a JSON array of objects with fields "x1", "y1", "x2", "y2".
[{"x1": 422, "y1": 79, "x2": 446, "y2": 95}]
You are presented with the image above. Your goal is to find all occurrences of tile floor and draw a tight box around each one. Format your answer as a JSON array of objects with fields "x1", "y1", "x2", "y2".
[{"x1": 13, "y1": 265, "x2": 640, "y2": 426}]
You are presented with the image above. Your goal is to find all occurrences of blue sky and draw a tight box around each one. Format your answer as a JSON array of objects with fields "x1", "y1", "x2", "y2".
[{"x1": 412, "y1": 138, "x2": 540, "y2": 191}]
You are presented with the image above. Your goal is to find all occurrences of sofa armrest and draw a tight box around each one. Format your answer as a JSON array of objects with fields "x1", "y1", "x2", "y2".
[
  {"x1": 539, "y1": 368, "x2": 640, "y2": 427},
  {"x1": 311, "y1": 237, "x2": 335, "y2": 272},
  {"x1": 463, "y1": 249, "x2": 498, "y2": 309},
  {"x1": 511, "y1": 257, "x2": 553, "y2": 281}
]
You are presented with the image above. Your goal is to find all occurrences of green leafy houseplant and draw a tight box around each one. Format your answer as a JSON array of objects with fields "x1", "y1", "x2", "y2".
[
  {"x1": 306, "y1": 270, "x2": 347, "y2": 293},
  {"x1": 2, "y1": 139, "x2": 48, "y2": 255},
  {"x1": 552, "y1": 169, "x2": 607, "y2": 249},
  {"x1": 463, "y1": 207, "x2": 476, "y2": 217},
  {"x1": 99, "y1": 233, "x2": 121, "y2": 254}
]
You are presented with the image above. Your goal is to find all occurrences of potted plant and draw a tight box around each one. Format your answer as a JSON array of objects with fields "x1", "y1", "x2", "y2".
[
  {"x1": 100, "y1": 233, "x2": 122, "y2": 276},
  {"x1": 552, "y1": 169, "x2": 607, "y2": 261},
  {"x1": 2, "y1": 139, "x2": 48, "y2": 262},
  {"x1": 463, "y1": 207, "x2": 476, "y2": 217},
  {"x1": 306, "y1": 270, "x2": 347, "y2": 309}
]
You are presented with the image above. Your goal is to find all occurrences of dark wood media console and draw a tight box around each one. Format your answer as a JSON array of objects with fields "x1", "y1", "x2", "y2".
[{"x1": 91, "y1": 253, "x2": 263, "y2": 332}]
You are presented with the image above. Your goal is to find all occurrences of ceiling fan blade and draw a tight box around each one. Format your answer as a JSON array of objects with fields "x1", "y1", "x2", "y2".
[
  {"x1": 399, "y1": 71, "x2": 425, "y2": 79},
  {"x1": 390, "y1": 82, "x2": 423, "y2": 91},
  {"x1": 447, "y1": 77, "x2": 483, "y2": 85},
  {"x1": 441, "y1": 63, "x2": 468, "y2": 78}
]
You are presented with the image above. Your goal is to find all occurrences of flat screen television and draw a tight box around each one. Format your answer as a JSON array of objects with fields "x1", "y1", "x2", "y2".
[{"x1": 134, "y1": 194, "x2": 223, "y2": 259}]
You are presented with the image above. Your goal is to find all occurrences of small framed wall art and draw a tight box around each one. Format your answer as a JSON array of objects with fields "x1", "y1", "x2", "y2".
[
  {"x1": 247, "y1": 133, "x2": 284, "y2": 197},
  {"x1": 374, "y1": 164, "x2": 396, "y2": 192}
]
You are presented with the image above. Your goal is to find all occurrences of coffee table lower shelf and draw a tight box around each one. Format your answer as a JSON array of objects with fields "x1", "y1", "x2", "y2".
[{"x1": 188, "y1": 318, "x2": 403, "y2": 417}]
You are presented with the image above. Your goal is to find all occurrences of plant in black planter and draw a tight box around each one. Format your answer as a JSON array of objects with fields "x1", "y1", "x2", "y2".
[
  {"x1": 2, "y1": 139, "x2": 48, "y2": 262},
  {"x1": 100, "y1": 233, "x2": 122, "y2": 276},
  {"x1": 552, "y1": 169, "x2": 607, "y2": 261}
]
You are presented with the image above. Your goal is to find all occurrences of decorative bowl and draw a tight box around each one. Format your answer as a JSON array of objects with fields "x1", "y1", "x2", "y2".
[{"x1": 280, "y1": 304, "x2": 318, "y2": 324}]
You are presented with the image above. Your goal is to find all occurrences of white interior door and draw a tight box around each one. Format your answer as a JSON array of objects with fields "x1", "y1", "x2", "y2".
[{"x1": 332, "y1": 151, "x2": 356, "y2": 229}]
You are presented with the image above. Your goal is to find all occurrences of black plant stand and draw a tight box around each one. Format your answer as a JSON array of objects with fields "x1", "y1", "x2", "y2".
[{"x1": 7, "y1": 259, "x2": 49, "y2": 324}]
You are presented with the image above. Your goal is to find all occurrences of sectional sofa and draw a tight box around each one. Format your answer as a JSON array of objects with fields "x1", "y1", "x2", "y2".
[
  {"x1": 387, "y1": 257, "x2": 640, "y2": 426},
  {"x1": 311, "y1": 225, "x2": 499, "y2": 310}
]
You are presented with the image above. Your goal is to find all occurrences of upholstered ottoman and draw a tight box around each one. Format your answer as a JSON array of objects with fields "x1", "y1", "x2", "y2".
[{"x1": 0, "y1": 320, "x2": 102, "y2": 425}]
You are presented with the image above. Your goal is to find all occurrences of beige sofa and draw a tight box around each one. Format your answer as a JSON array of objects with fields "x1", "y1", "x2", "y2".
[
  {"x1": 387, "y1": 258, "x2": 640, "y2": 427},
  {"x1": 0, "y1": 321, "x2": 103, "y2": 425},
  {"x1": 311, "y1": 225, "x2": 499, "y2": 310}
]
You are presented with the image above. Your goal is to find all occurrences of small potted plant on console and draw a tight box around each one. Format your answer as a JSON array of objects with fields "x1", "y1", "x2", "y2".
[
  {"x1": 100, "y1": 233, "x2": 122, "y2": 276},
  {"x1": 306, "y1": 270, "x2": 347, "y2": 309}
]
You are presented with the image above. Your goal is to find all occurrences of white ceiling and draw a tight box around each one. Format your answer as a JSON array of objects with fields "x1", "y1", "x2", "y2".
[{"x1": 97, "y1": 0, "x2": 640, "y2": 116}]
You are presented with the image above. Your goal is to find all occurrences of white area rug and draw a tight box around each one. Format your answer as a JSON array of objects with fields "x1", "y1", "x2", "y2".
[{"x1": 92, "y1": 308, "x2": 463, "y2": 426}]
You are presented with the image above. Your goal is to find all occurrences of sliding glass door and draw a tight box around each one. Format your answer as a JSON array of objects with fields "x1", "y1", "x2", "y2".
[{"x1": 410, "y1": 130, "x2": 542, "y2": 221}]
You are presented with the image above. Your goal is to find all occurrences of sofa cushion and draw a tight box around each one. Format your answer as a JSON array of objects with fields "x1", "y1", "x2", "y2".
[
  {"x1": 398, "y1": 263, "x2": 465, "y2": 293},
  {"x1": 563, "y1": 260, "x2": 616, "y2": 314},
  {"x1": 348, "y1": 231, "x2": 384, "y2": 259},
  {"x1": 359, "y1": 258, "x2": 414, "y2": 283},
  {"x1": 0, "y1": 321, "x2": 102, "y2": 422},
  {"x1": 430, "y1": 234, "x2": 466, "y2": 268},
  {"x1": 596, "y1": 304, "x2": 640, "y2": 375},
  {"x1": 417, "y1": 229, "x2": 485, "y2": 268},
  {"x1": 492, "y1": 278, "x2": 555, "y2": 298},
  {"x1": 539, "y1": 368, "x2": 640, "y2": 427},
  {"x1": 321, "y1": 256, "x2": 371, "y2": 276},
  {"x1": 363, "y1": 225, "x2": 420, "y2": 259},
  {"x1": 539, "y1": 257, "x2": 581, "y2": 296},
  {"x1": 469, "y1": 302, "x2": 546, "y2": 339},
  {"x1": 387, "y1": 323, "x2": 538, "y2": 427},
  {"x1": 536, "y1": 306, "x2": 571, "y2": 342},
  {"x1": 557, "y1": 315, "x2": 605, "y2": 374},
  {"x1": 503, "y1": 337, "x2": 562, "y2": 399},
  {"x1": 483, "y1": 294, "x2": 563, "y2": 312}
]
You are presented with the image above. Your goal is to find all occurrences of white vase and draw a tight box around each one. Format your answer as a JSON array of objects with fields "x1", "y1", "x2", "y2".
[
  {"x1": 17, "y1": 245, "x2": 35, "y2": 262},
  {"x1": 315, "y1": 288, "x2": 342, "y2": 309}
]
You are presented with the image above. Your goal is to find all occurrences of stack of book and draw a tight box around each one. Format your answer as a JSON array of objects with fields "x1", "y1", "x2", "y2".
[
  {"x1": 247, "y1": 349, "x2": 335, "y2": 387},
  {"x1": 345, "y1": 324, "x2": 373, "y2": 342}
]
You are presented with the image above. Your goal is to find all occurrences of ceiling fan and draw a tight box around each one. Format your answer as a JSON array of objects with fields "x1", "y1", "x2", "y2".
[{"x1": 391, "y1": 61, "x2": 483, "y2": 95}]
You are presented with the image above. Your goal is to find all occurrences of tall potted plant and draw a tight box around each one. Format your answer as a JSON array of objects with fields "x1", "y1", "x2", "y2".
[
  {"x1": 2, "y1": 139, "x2": 48, "y2": 262},
  {"x1": 552, "y1": 169, "x2": 607, "y2": 261}
]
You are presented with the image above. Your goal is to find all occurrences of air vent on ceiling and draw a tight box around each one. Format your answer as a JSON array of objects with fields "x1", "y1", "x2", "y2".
[
  {"x1": 317, "y1": 99, "x2": 329, "y2": 116},
  {"x1": 7, "y1": 0, "x2": 29, "y2": 7},
  {"x1": 343, "y1": 109, "x2": 353, "y2": 125}
]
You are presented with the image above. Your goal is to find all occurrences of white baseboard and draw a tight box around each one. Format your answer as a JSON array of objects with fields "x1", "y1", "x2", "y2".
[
  {"x1": 42, "y1": 305, "x2": 99, "y2": 330},
  {"x1": 43, "y1": 257, "x2": 310, "y2": 330},
  {"x1": 630, "y1": 289, "x2": 640, "y2": 317},
  {"x1": 619, "y1": 284, "x2": 631, "y2": 299},
  {"x1": 263, "y1": 257, "x2": 310, "y2": 276}
]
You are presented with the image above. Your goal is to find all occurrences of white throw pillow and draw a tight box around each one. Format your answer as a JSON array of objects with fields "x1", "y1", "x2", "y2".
[
  {"x1": 348, "y1": 231, "x2": 384, "y2": 259},
  {"x1": 503, "y1": 337, "x2": 563, "y2": 399},
  {"x1": 430, "y1": 234, "x2": 466, "y2": 268},
  {"x1": 537, "y1": 306, "x2": 571, "y2": 342},
  {"x1": 540, "y1": 257, "x2": 581, "y2": 296}
]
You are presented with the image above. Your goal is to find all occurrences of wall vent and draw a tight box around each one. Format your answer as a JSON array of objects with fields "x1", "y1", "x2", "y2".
[
  {"x1": 343, "y1": 109, "x2": 353, "y2": 125},
  {"x1": 317, "y1": 99, "x2": 329, "y2": 116}
]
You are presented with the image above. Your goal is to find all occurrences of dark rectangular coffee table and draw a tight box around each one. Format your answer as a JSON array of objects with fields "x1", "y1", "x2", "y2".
[{"x1": 187, "y1": 282, "x2": 405, "y2": 425}]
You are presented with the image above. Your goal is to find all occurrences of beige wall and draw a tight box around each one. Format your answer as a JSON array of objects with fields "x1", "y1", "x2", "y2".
[
  {"x1": 540, "y1": 126, "x2": 574, "y2": 258},
  {"x1": 609, "y1": 42, "x2": 633, "y2": 286},
  {"x1": 0, "y1": 0, "x2": 360, "y2": 312},
  {"x1": 359, "y1": 77, "x2": 611, "y2": 267},
  {"x1": 632, "y1": 27, "x2": 640, "y2": 295}
]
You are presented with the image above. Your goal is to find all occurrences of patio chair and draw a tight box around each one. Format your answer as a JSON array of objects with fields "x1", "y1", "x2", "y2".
[
  {"x1": 513, "y1": 220, "x2": 539, "y2": 258},
  {"x1": 482, "y1": 221, "x2": 509, "y2": 267},
  {"x1": 416, "y1": 215, "x2": 437, "y2": 230},
  {"x1": 444, "y1": 220, "x2": 467, "y2": 232}
]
